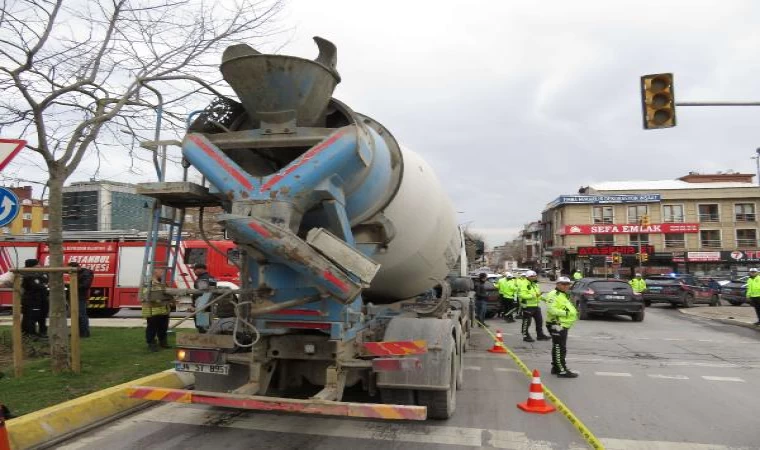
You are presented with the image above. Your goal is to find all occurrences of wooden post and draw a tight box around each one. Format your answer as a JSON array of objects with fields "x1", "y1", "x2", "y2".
[
  {"x1": 69, "y1": 271, "x2": 80, "y2": 374},
  {"x1": 12, "y1": 274, "x2": 23, "y2": 378}
]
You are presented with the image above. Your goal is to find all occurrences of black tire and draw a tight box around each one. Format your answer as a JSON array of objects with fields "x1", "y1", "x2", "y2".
[
  {"x1": 417, "y1": 338, "x2": 457, "y2": 419},
  {"x1": 681, "y1": 293, "x2": 694, "y2": 308},
  {"x1": 380, "y1": 388, "x2": 415, "y2": 405},
  {"x1": 578, "y1": 301, "x2": 589, "y2": 320},
  {"x1": 728, "y1": 301, "x2": 743, "y2": 306},
  {"x1": 631, "y1": 309, "x2": 645, "y2": 322},
  {"x1": 710, "y1": 296, "x2": 721, "y2": 307}
]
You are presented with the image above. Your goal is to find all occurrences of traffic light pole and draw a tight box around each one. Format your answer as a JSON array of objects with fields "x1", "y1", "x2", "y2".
[{"x1": 676, "y1": 102, "x2": 760, "y2": 106}]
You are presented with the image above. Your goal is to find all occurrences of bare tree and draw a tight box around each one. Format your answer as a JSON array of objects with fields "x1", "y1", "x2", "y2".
[{"x1": 0, "y1": 0, "x2": 284, "y2": 372}]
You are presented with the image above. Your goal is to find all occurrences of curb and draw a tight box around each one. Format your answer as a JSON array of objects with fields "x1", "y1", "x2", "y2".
[
  {"x1": 678, "y1": 309, "x2": 760, "y2": 331},
  {"x1": 6, "y1": 369, "x2": 194, "y2": 450}
]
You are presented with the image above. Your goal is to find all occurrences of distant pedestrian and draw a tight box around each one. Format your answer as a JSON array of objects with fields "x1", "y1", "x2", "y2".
[
  {"x1": 68, "y1": 262, "x2": 93, "y2": 338},
  {"x1": 474, "y1": 273, "x2": 489, "y2": 326},
  {"x1": 546, "y1": 276, "x2": 579, "y2": 378},
  {"x1": 20, "y1": 259, "x2": 48, "y2": 338},
  {"x1": 745, "y1": 268, "x2": 760, "y2": 326},
  {"x1": 572, "y1": 269, "x2": 583, "y2": 281},
  {"x1": 142, "y1": 270, "x2": 173, "y2": 352},
  {"x1": 518, "y1": 270, "x2": 550, "y2": 342},
  {"x1": 707, "y1": 278, "x2": 721, "y2": 293}
]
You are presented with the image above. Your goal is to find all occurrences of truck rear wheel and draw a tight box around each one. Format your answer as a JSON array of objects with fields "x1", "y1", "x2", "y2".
[{"x1": 417, "y1": 337, "x2": 457, "y2": 419}]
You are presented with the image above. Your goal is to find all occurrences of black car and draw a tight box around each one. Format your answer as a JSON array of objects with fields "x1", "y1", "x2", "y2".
[
  {"x1": 720, "y1": 276, "x2": 748, "y2": 306},
  {"x1": 643, "y1": 275, "x2": 720, "y2": 308},
  {"x1": 569, "y1": 278, "x2": 645, "y2": 322}
]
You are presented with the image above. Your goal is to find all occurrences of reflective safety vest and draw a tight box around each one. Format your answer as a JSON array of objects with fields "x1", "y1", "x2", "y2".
[
  {"x1": 573, "y1": 271, "x2": 582, "y2": 280},
  {"x1": 629, "y1": 278, "x2": 647, "y2": 293},
  {"x1": 746, "y1": 275, "x2": 760, "y2": 298},
  {"x1": 542, "y1": 289, "x2": 561, "y2": 305},
  {"x1": 518, "y1": 280, "x2": 541, "y2": 307},
  {"x1": 503, "y1": 278, "x2": 518, "y2": 298},
  {"x1": 547, "y1": 290, "x2": 578, "y2": 329}
]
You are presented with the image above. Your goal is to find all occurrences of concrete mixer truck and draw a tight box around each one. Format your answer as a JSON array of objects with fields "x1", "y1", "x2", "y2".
[{"x1": 131, "y1": 37, "x2": 472, "y2": 420}]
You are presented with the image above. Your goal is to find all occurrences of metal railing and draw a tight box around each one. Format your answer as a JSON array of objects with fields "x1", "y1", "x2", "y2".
[
  {"x1": 663, "y1": 216, "x2": 684, "y2": 223},
  {"x1": 698, "y1": 213, "x2": 720, "y2": 222},
  {"x1": 735, "y1": 213, "x2": 757, "y2": 222},
  {"x1": 592, "y1": 218, "x2": 614, "y2": 224},
  {"x1": 664, "y1": 240, "x2": 686, "y2": 248},
  {"x1": 736, "y1": 238, "x2": 758, "y2": 247},
  {"x1": 700, "y1": 239, "x2": 722, "y2": 248}
]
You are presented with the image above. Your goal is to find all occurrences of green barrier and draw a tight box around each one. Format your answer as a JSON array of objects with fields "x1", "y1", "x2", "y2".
[{"x1": 477, "y1": 320, "x2": 605, "y2": 450}]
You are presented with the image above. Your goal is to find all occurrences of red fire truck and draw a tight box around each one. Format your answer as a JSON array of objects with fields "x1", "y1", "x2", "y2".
[{"x1": 0, "y1": 232, "x2": 239, "y2": 316}]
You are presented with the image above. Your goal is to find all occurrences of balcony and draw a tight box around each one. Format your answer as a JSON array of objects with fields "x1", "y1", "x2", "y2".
[
  {"x1": 663, "y1": 216, "x2": 684, "y2": 223},
  {"x1": 592, "y1": 218, "x2": 614, "y2": 224},
  {"x1": 700, "y1": 240, "x2": 722, "y2": 249},
  {"x1": 699, "y1": 214, "x2": 720, "y2": 223},
  {"x1": 736, "y1": 239, "x2": 758, "y2": 248},
  {"x1": 735, "y1": 213, "x2": 757, "y2": 222},
  {"x1": 664, "y1": 240, "x2": 686, "y2": 248}
]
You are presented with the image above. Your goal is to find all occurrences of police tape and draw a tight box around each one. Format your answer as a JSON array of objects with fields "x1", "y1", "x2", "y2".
[{"x1": 476, "y1": 320, "x2": 605, "y2": 450}]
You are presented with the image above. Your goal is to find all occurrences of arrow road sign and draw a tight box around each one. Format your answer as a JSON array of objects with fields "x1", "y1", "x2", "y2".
[
  {"x1": 0, "y1": 187, "x2": 19, "y2": 227},
  {"x1": 0, "y1": 139, "x2": 26, "y2": 172}
]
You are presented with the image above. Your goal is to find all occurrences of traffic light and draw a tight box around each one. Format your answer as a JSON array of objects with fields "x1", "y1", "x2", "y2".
[
  {"x1": 475, "y1": 240, "x2": 485, "y2": 256},
  {"x1": 640, "y1": 73, "x2": 676, "y2": 129},
  {"x1": 640, "y1": 215, "x2": 650, "y2": 227},
  {"x1": 639, "y1": 253, "x2": 649, "y2": 263},
  {"x1": 612, "y1": 252, "x2": 622, "y2": 264}
]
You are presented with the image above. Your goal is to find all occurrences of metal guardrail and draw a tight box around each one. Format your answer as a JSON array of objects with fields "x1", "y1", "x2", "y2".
[
  {"x1": 735, "y1": 214, "x2": 757, "y2": 222},
  {"x1": 700, "y1": 240, "x2": 722, "y2": 248},
  {"x1": 698, "y1": 214, "x2": 720, "y2": 222}
]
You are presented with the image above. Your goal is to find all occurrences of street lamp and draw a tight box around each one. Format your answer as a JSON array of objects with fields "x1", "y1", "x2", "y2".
[{"x1": 754, "y1": 148, "x2": 760, "y2": 187}]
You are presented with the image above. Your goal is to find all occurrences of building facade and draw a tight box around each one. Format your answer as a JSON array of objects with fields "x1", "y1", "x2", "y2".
[
  {"x1": 63, "y1": 181, "x2": 153, "y2": 232},
  {"x1": 541, "y1": 172, "x2": 760, "y2": 279},
  {"x1": 0, "y1": 186, "x2": 49, "y2": 235}
]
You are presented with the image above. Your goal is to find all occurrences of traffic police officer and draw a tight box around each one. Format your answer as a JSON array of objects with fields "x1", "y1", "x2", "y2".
[
  {"x1": 546, "y1": 276, "x2": 579, "y2": 378},
  {"x1": 496, "y1": 273, "x2": 517, "y2": 323},
  {"x1": 518, "y1": 270, "x2": 550, "y2": 342},
  {"x1": 629, "y1": 273, "x2": 647, "y2": 294},
  {"x1": 746, "y1": 268, "x2": 760, "y2": 325},
  {"x1": 572, "y1": 269, "x2": 583, "y2": 281}
]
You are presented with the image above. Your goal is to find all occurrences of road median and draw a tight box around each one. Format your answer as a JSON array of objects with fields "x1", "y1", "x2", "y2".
[
  {"x1": 678, "y1": 305, "x2": 759, "y2": 331},
  {"x1": 6, "y1": 369, "x2": 193, "y2": 450}
]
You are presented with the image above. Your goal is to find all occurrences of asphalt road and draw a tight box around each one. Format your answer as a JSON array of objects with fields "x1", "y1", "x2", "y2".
[{"x1": 58, "y1": 281, "x2": 759, "y2": 449}]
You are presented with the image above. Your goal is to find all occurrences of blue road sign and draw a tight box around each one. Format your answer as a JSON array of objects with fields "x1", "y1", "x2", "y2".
[{"x1": 0, "y1": 187, "x2": 19, "y2": 227}]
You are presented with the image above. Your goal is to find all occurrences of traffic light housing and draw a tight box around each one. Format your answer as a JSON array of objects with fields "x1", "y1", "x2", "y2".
[
  {"x1": 641, "y1": 73, "x2": 676, "y2": 129},
  {"x1": 640, "y1": 214, "x2": 650, "y2": 227},
  {"x1": 639, "y1": 253, "x2": 649, "y2": 263},
  {"x1": 612, "y1": 252, "x2": 622, "y2": 264}
]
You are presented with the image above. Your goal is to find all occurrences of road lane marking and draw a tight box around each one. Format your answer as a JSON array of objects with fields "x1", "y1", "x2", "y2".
[
  {"x1": 701, "y1": 376, "x2": 745, "y2": 382},
  {"x1": 663, "y1": 338, "x2": 684, "y2": 341},
  {"x1": 634, "y1": 337, "x2": 650, "y2": 340},
  {"x1": 464, "y1": 366, "x2": 481, "y2": 371},
  {"x1": 697, "y1": 339, "x2": 716, "y2": 342},
  {"x1": 494, "y1": 367, "x2": 519, "y2": 373},
  {"x1": 594, "y1": 372, "x2": 632, "y2": 377},
  {"x1": 590, "y1": 336, "x2": 614, "y2": 339},
  {"x1": 647, "y1": 374, "x2": 689, "y2": 380},
  {"x1": 664, "y1": 361, "x2": 738, "y2": 368}
]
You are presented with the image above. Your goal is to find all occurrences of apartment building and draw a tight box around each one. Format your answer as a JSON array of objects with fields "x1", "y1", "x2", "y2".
[
  {"x1": 0, "y1": 186, "x2": 49, "y2": 235},
  {"x1": 541, "y1": 172, "x2": 760, "y2": 278}
]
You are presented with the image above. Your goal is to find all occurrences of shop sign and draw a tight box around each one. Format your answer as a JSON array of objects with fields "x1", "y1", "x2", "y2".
[
  {"x1": 578, "y1": 245, "x2": 654, "y2": 256},
  {"x1": 561, "y1": 223, "x2": 699, "y2": 235},
  {"x1": 686, "y1": 251, "x2": 721, "y2": 262},
  {"x1": 725, "y1": 250, "x2": 760, "y2": 263},
  {"x1": 547, "y1": 194, "x2": 661, "y2": 209}
]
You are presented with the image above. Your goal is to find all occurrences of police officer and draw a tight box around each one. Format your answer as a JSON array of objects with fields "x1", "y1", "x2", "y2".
[
  {"x1": 21, "y1": 259, "x2": 48, "y2": 338},
  {"x1": 746, "y1": 268, "x2": 760, "y2": 325},
  {"x1": 546, "y1": 276, "x2": 579, "y2": 378},
  {"x1": 629, "y1": 273, "x2": 647, "y2": 295},
  {"x1": 518, "y1": 270, "x2": 550, "y2": 342},
  {"x1": 502, "y1": 273, "x2": 518, "y2": 323},
  {"x1": 572, "y1": 269, "x2": 583, "y2": 281}
]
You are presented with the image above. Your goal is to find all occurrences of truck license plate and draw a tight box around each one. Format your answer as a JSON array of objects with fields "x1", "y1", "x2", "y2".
[{"x1": 175, "y1": 362, "x2": 229, "y2": 375}]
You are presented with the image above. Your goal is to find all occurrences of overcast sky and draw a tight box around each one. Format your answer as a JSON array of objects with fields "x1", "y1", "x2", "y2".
[{"x1": 9, "y1": 0, "x2": 760, "y2": 247}]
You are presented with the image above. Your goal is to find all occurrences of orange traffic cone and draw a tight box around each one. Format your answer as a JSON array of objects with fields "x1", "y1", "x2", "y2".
[
  {"x1": 0, "y1": 405, "x2": 10, "y2": 450},
  {"x1": 488, "y1": 329, "x2": 508, "y2": 354},
  {"x1": 517, "y1": 370, "x2": 556, "y2": 414}
]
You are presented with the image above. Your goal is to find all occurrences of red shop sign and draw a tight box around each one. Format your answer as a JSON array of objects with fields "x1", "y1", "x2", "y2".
[
  {"x1": 561, "y1": 223, "x2": 699, "y2": 235},
  {"x1": 578, "y1": 245, "x2": 655, "y2": 256}
]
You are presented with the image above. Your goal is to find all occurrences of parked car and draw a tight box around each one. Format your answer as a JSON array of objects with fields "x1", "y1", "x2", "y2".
[
  {"x1": 643, "y1": 275, "x2": 720, "y2": 308},
  {"x1": 471, "y1": 275, "x2": 501, "y2": 318},
  {"x1": 569, "y1": 278, "x2": 645, "y2": 322},
  {"x1": 720, "y1": 276, "x2": 749, "y2": 306}
]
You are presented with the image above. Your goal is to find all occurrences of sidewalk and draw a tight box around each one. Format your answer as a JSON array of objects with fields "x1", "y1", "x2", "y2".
[{"x1": 679, "y1": 305, "x2": 760, "y2": 330}]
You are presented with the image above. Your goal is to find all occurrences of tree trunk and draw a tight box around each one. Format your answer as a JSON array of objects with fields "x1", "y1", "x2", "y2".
[{"x1": 47, "y1": 167, "x2": 70, "y2": 373}]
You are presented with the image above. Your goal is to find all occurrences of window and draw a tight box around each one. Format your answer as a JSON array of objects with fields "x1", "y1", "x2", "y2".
[
  {"x1": 664, "y1": 233, "x2": 686, "y2": 248},
  {"x1": 43, "y1": 214, "x2": 49, "y2": 221},
  {"x1": 1, "y1": 227, "x2": 9, "y2": 234},
  {"x1": 662, "y1": 205, "x2": 684, "y2": 223},
  {"x1": 700, "y1": 230, "x2": 721, "y2": 248},
  {"x1": 735, "y1": 204, "x2": 756, "y2": 222},
  {"x1": 21, "y1": 199, "x2": 31, "y2": 206},
  {"x1": 736, "y1": 229, "x2": 757, "y2": 247},
  {"x1": 629, "y1": 234, "x2": 650, "y2": 246},
  {"x1": 184, "y1": 248, "x2": 207, "y2": 266},
  {"x1": 627, "y1": 205, "x2": 648, "y2": 223},
  {"x1": 41, "y1": 227, "x2": 48, "y2": 233},
  {"x1": 22, "y1": 227, "x2": 30, "y2": 234},
  {"x1": 22, "y1": 213, "x2": 32, "y2": 220},
  {"x1": 592, "y1": 206, "x2": 614, "y2": 224},
  {"x1": 227, "y1": 248, "x2": 241, "y2": 266},
  {"x1": 594, "y1": 234, "x2": 614, "y2": 246},
  {"x1": 698, "y1": 204, "x2": 720, "y2": 222}
]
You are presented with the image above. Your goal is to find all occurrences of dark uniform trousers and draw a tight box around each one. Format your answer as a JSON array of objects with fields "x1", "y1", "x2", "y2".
[
  {"x1": 549, "y1": 325, "x2": 569, "y2": 372},
  {"x1": 751, "y1": 297, "x2": 760, "y2": 321},
  {"x1": 521, "y1": 306, "x2": 544, "y2": 338}
]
